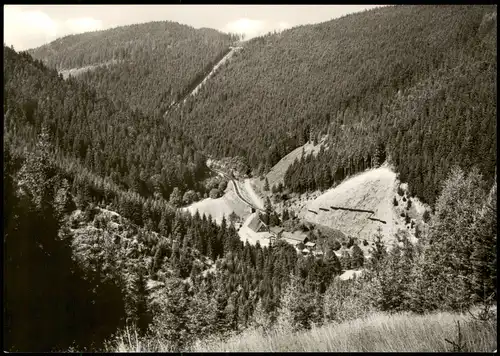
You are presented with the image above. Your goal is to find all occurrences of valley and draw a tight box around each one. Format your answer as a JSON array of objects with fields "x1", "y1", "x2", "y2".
[{"x1": 3, "y1": 4, "x2": 497, "y2": 353}]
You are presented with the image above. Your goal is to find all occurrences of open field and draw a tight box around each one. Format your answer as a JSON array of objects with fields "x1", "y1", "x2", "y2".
[
  {"x1": 252, "y1": 139, "x2": 326, "y2": 195},
  {"x1": 183, "y1": 181, "x2": 251, "y2": 224},
  {"x1": 292, "y1": 164, "x2": 402, "y2": 245},
  {"x1": 58, "y1": 59, "x2": 122, "y2": 79},
  {"x1": 183, "y1": 181, "x2": 270, "y2": 246},
  {"x1": 192, "y1": 311, "x2": 497, "y2": 352}
]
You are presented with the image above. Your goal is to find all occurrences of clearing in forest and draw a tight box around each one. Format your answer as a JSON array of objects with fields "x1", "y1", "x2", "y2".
[{"x1": 296, "y1": 163, "x2": 399, "y2": 244}]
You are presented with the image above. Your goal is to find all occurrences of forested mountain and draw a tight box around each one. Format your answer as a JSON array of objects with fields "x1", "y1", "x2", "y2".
[
  {"x1": 4, "y1": 133, "x2": 338, "y2": 351},
  {"x1": 29, "y1": 21, "x2": 235, "y2": 115},
  {"x1": 4, "y1": 46, "x2": 213, "y2": 202},
  {"x1": 166, "y1": 5, "x2": 496, "y2": 205},
  {"x1": 5, "y1": 130, "x2": 496, "y2": 352},
  {"x1": 3, "y1": 5, "x2": 497, "y2": 353}
]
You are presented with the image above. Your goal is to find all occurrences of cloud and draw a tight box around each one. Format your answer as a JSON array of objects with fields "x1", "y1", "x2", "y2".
[
  {"x1": 65, "y1": 17, "x2": 102, "y2": 34},
  {"x1": 222, "y1": 18, "x2": 266, "y2": 40},
  {"x1": 277, "y1": 21, "x2": 291, "y2": 31},
  {"x1": 4, "y1": 6, "x2": 103, "y2": 50},
  {"x1": 222, "y1": 18, "x2": 293, "y2": 40},
  {"x1": 4, "y1": 6, "x2": 58, "y2": 50}
]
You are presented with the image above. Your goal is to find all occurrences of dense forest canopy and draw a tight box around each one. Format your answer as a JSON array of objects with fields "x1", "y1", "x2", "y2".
[
  {"x1": 29, "y1": 21, "x2": 236, "y2": 115},
  {"x1": 4, "y1": 46, "x2": 211, "y2": 202},
  {"x1": 3, "y1": 5, "x2": 497, "y2": 352}
]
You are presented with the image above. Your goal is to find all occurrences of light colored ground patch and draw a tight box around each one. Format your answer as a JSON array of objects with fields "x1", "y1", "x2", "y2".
[
  {"x1": 253, "y1": 139, "x2": 326, "y2": 196},
  {"x1": 187, "y1": 47, "x2": 242, "y2": 100},
  {"x1": 58, "y1": 59, "x2": 122, "y2": 79},
  {"x1": 238, "y1": 212, "x2": 271, "y2": 247},
  {"x1": 238, "y1": 179, "x2": 265, "y2": 210},
  {"x1": 183, "y1": 182, "x2": 251, "y2": 224},
  {"x1": 338, "y1": 269, "x2": 364, "y2": 281},
  {"x1": 296, "y1": 163, "x2": 398, "y2": 244}
]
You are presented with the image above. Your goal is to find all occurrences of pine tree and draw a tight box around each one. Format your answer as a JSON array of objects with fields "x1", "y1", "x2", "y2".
[
  {"x1": 351, "y1": 244, "x2": 364, "y2": 269},
  {"x1": 470, "y1": 179, "x2": 497, "y2": 303},
  {"x1": 149, "y1": 278, "x2": 191, "y2": 351},
  {"x1": 187, "y1": 281, "x2": 217, "y2": 340},
  {"x1": 250, "y1": 298, "x2": 272, "y2": 333},
  {"x1": 419, "y1": 167, "x2": 487, "y2": 311},
  {"x1": 264, "y1": 177, "x2": 270, "y2": 191},
  {"x1": 276, "y1": 273, "x2": 301, "y2": 333},
  {"x1": 169, "y1": 187, "x2": 183, "y2": 207},
  {"x1": 368, "y1": 226, "x2": 387, "y2": 279},
  {"x1": 340, "y1": 250, "x2": 351, "y2": 271}
]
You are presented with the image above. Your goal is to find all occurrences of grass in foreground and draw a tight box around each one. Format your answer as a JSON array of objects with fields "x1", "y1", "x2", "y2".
[{"x1": 191, "y1": 311, "x2": 496, "y2": 352}]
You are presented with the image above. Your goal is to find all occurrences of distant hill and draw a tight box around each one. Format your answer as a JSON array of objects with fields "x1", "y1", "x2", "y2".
[
  {"x1": 29, "y1": 21, "x2": 235, "y2": 115},
  {"x1": 4, "y1": 46, "x2": 211, "y2": 202},
  {"x1": 167, "y1": 5, "x2": 496, "y2": 205}
]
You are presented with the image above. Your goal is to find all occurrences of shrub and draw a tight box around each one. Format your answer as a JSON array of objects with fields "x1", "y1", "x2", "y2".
[
  {"x1": 347, "y1": 236, "x2": 355, "y2": 249},
  {"x1": 415, "y1": 224, "x2": 421, "y2": 239},
  {"x1": 218, "y1": 180, "x2": 228, "y2": 191},
  {"x1": 209, "y1": 188, "x2": 220, "y2": 199},
  {"x1": 423, "y1": 210, "x2": 431, "y2": 223},
  {"x1": 393, "y1": 197, "x2": 398, "y2": 206},
  {"x1": 183, "y1": 190, "x2": 198, "y2": 205}
]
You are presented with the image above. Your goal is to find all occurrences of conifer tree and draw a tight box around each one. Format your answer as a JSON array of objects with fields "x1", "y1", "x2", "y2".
[
  {"x1": 351, "y1": 244, "x2": 364, "y2": 269},
  {"x1": 264, "y1": 177, "x2": 270, "y2": 191}
]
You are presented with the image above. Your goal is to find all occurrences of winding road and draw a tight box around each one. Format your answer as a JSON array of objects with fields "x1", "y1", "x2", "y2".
[{"x1": 211, "y1": 167, "x2": 264, "y2": 212}]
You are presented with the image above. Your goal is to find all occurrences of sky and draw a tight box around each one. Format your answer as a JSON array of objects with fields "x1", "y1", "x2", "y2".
[{"x1": 4, "y1": 5, "x2": 386, "y2": 51}]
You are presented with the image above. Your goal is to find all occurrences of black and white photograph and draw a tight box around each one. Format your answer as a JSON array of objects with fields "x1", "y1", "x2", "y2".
[{"x1": 3, "y1": 4, "x2": 497, "y2": 352}]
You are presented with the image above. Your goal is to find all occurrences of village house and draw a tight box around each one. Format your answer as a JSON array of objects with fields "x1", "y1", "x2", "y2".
[
  {"x1": 269, "y1": 226, "x2": 284, "y2": 238},
  {"x1": 247, "y1": 214, "x2": 268, "y2": 233},
  {"x1": 282, "y1": 230, "x2": 309, "y2": 248},
  {"x1": 305, "y1": 241, "x2": 316, "y2": 250}
]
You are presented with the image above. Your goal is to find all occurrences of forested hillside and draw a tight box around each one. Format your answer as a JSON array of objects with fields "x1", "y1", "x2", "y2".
[
  {"x1": 4, "y1": 46, "x2": 213, "y2": 202},
  {"x1": 4, "y1": 133, "x2": 338, "y2": 351},
  {"x1": 3, "y1": 5, "x2": 497, "y2": 353},
  {"x1": 29, "y1": 21, "x2": 235, "y2": 115},
  {"x1": 168, "y1": 5, "x2": 496, "y2": 205}
]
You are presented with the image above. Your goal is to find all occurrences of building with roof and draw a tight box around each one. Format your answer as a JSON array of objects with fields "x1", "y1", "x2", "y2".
[
  {"x1": 269, "y1": 226, "x2": 284, "y2": 238},
  {"x1": 282, "y1": 231, "x2": 309, "y2": 246},
  {"x1": 305, "y1": 241, "x2": 316, "y2": 250},
  {"x1": 247, "y1": 214, "x2": 268, "y2": 233}
]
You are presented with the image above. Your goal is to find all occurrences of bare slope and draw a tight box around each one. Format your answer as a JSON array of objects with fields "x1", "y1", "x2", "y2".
[
  {"x1": 252, "y1": 139, "x2": 325, "y2": 198},
  {"x1": 183, "y1": 182, "x2": 251, "y2": 224},
  {"x1": 265, "y1": 140, "x2": 324, "y2": 189},
  {"x1": 297, "y1": 164, "x2": 398, "y2": 243},
  {"x1": 238, "y1": 179, "x2": 265, "y2": 210}
]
